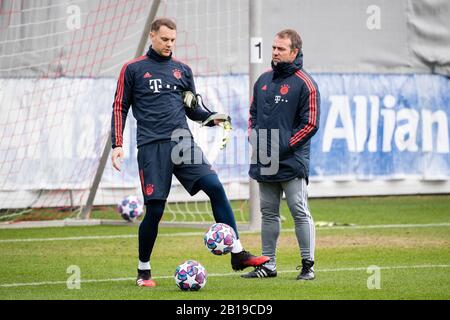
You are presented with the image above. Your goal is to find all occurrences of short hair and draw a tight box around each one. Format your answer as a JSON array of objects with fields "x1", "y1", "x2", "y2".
[
  {"x1": 151, "y1": 18, "x2": 177, "y2": 32},
  {"x1": 276, "y1": 29, "x2": 302, "y2": 51}
]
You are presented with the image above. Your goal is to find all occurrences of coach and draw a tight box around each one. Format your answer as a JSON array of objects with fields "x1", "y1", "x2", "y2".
[{"x1": 244, "y1": 29, "x2": 320, "y2": 280}]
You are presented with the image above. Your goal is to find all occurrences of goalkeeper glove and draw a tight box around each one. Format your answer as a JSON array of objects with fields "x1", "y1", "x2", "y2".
[
  {"x1": 219, "y1": 118, "x2": 232, "y2": 150},
  {"x1": 199, "y1": 113, "x2": 232, "y2": 150},
  {"x1": 182, "y1": 91, "x2": 198, "y2": 109}
]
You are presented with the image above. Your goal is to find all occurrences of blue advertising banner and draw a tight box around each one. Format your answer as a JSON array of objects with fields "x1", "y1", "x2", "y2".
[
  {"x1": 2, "y1": 73, "x2": 447, "y2": 192},
  {"x1": 204, "y1": 73, "x2": 450, "y2": 182},
  {"x1": 310, "y1": 74, "x2": 449, "y2": 180}
]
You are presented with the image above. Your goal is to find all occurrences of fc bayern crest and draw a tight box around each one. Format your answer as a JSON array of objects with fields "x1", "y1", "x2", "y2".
[
  {"x1": 280, "y1": 84, "x2": 290, "y2": 95},
  {"x1": 173, "y1": 69, "x2": 182, "y2": 79},
  {"x1": 145, "y1": 184, "x2": 154, "y2": 196}
]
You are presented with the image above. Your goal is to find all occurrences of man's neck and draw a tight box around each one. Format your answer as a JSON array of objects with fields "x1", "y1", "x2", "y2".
[{"x1": 147, "y1": 46, "x2": 171, "y2": 62}]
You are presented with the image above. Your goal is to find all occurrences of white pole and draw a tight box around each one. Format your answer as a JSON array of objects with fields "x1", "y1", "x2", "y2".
[{"x1": 248, "y1": 0, "x2": 264, "y2": 231}]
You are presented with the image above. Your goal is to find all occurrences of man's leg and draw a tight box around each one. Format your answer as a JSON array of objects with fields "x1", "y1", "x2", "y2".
[
  {"x1": 282, "y1": 178, "x2": 316, "y2": 280},
  {"x1": 259, "y1": 181, "x2": 283, "y2": 270},
  {"x1": 136, "y1": 142, "x2": 173, "y2": 287},
  {"x1": 138, "y1": 200, "x2": 166, "y2": 266},
  {"x1": 192, "y1": 174, "x2": 270, "y2": 271},
  {"x1": 241, "y1": 181, "x2": 282, "y2": 279},
  {"x1": 136, "y1": 200, "x2": 166, "y2": 287},
  {"x1": 193, "y1": 174, "x2": 239, "y2": 238}
]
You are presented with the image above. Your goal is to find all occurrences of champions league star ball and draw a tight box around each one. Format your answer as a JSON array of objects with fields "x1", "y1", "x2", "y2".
[
  {"x1": 117, "y1": 195, "x2": 143, "y2": 222},
  {"x1": 174, "y1": 260, "x2": 207, "y2": 291},
  {"x1": 204, "y1": 223, "x2": 236, "y2": 255}
]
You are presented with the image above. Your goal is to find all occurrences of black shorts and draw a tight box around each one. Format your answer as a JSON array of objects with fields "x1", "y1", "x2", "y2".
[{"x1": 137, "y1": 140, "x2": 216, "y2": 202}]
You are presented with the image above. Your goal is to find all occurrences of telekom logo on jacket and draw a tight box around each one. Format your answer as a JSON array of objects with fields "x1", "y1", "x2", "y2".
[
  {"x1": 148, "y1": 78, "x2": 178, "y2": 93},
  {"x1": 149, "y1": 79, "x2": 162, "y2": 93}
]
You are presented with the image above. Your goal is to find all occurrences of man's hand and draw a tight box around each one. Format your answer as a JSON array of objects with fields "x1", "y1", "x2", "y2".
[
  {"x1": 216, "y1": 119, "x2": 232, "y2": 150},
  {"x1": 111, "y1": 147, "x2": 124, "y2": 171},
  {"x1": 212, "y1": 114, "x2": 231, "y2": 126}
]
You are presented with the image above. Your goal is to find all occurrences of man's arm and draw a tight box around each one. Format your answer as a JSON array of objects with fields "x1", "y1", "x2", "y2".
[
  {"x1": 111, "y1": 63, "x2": 133, "y2": 171},
  {"x1": 182, "y1": 65, "x2": 217, "y2": 126},
  {"x1": 248, "y1": 83, "x2": 258, "y2": 138},
  {"x1": 289, "y1": 77, "x2": 320, "y2": 150},
  {"x1": 185, "y1": 98, "x2": 217, "y2": 127}
]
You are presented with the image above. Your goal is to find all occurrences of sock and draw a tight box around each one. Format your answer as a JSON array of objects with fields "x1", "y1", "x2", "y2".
[
  {"x1": 264, "y1": 260, "x2": 277, "y2": 271},
  {"x1": 231, "y1": 238, "x2": 243, "y2": 253},
  {"x1": 138, "y1": 260, "x2": 151, "y2": 270},
  {"x1": 138, "y1": 200, "x2": 166, "y2": 263}
]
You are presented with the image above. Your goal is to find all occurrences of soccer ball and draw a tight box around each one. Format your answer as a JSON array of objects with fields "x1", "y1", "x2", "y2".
[
  {"x1": 204, "y1": 223, "x2": 236, "y2": 255},
  {"x1": 174, "y1": 260, "x2": 207, "y2": 291},
  {"x1": 117, "y1": 195, "x2": 143, "y2": 222}
]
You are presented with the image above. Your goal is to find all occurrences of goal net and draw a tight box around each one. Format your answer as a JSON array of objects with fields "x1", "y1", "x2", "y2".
[{"x1": 0, "y1": 0, "x2": 251, "y2": 225}]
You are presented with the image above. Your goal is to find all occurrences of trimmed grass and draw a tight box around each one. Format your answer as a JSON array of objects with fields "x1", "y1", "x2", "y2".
[
  {"x1": 308, "y1": 195, "x2": 450, "y2": 226},
  {"x1": 0, "y1": 195, "x2": 449, "y2": 300}
]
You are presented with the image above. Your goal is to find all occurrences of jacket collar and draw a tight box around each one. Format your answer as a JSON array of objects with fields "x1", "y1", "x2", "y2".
[
  {"x1": 271, "y1": 52, "x2": 303, "y2": 78},
  {"x1": 147, "y1": 46, "x2": 172, "y2": 62}
]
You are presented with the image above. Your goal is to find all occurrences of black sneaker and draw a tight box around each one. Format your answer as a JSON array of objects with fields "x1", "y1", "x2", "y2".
[
  {"x1": 296, "y1": 259, "x2": 315, "y2": 280},
  {"x1": 231, "y1": 250, "x2": 270, "y2": 271},
  {"x1": 241, "y1": 265, "x2": 277, "y2": 278},
  {"x1": 136, "y1": 269, "x2": 156, "y2": 287}
]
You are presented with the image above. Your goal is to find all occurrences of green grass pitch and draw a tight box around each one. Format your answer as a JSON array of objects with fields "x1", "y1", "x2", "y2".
[{"x1": 0, "y1": 195, "x2": 449, "y2": 300}]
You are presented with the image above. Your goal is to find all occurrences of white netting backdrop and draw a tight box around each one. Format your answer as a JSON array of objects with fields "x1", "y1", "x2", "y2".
[{"x1": 0, "y1": 0, "x2": 250, "y2": 223}]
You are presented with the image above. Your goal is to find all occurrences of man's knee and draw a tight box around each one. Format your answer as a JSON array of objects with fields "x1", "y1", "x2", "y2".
[
  {"x1": 207, "y1": 178, "x2": 224, "y2": 194},
  {"x1": 260, "y1": 199, "x2": 281, "y2": 221},
  {"x1": 198, "y1": 174, "x2": 224, "y2": 195},
  {"x1": 143, "y1": 200, "x2": 166, "y2": 223},
  {"x1": 287, "y1": 200, "x2": 310, "y2": 220}
]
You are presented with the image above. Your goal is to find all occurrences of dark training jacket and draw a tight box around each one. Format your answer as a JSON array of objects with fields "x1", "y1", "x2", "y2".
[
  {"x1": 249, "y1": 53, "x2": 320, "y2": 183},
  {"x1": 111, "y1": 47, "x2": 214, "y2": 149}
]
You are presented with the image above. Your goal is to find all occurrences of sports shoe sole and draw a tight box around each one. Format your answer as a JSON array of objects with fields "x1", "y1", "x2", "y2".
[
  {"x1": 297, "y1": 274, "x2": 315, "y2": 280},
  {"x1": 136, "y1": 279, "x2": 157, "y2": 287},
  {"x1": 241, "y1": 271, "x2": 277, "y2": 278}
]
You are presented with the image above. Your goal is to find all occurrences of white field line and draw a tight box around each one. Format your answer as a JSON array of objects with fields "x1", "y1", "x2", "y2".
[
  {"x1": 1, "y1": 264, "x2": 449, "y2": 288},
  {"x1": 315, "y1": 222, "x2": 450, "y2": 230},
  {"x1": 0, "y1": 223, "x2": 449, "y2": 244},
  {"x1": 0, "y1": 232, "x2": 196, "y2": 243}
]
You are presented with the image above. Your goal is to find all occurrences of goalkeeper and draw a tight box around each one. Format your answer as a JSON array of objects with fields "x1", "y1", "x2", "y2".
[{"x1": 110, "y1": 18, "x2": 269, "y2": 288}]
